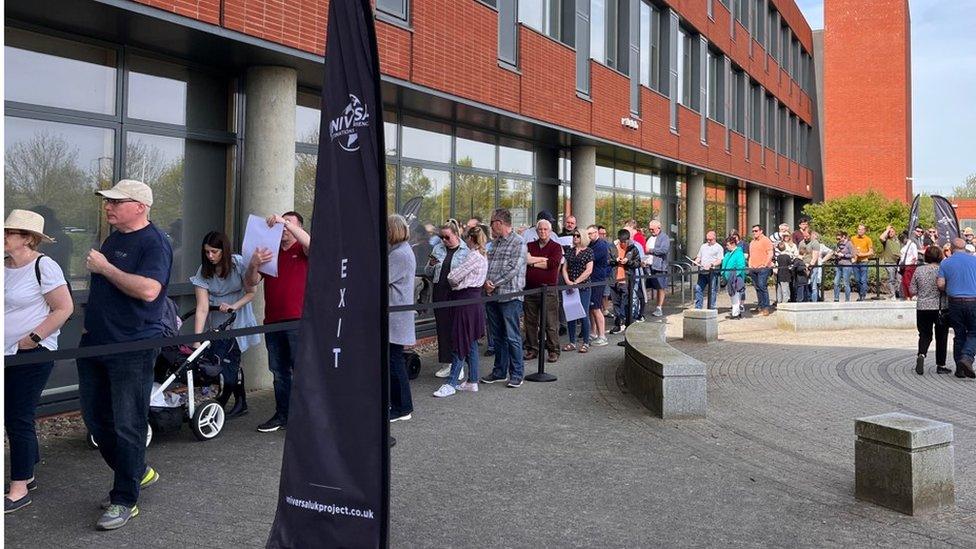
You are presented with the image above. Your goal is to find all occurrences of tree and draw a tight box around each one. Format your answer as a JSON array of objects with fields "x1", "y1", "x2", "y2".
[
  {"x1": 801, "y1": 190, "x2": 919, "y2": 249},
  {"x1": 950, "y1": 173, "x2": 976, "y2": 199}
]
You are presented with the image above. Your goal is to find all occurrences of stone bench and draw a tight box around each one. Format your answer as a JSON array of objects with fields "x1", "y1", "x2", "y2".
[
  {"x1": 855, "y1": 413, "x2": 955, "y2": 515},
  {"x1": 624, "y1": 322, "x2": 706, "y2": 419},
  {"x1": 777, "y1": 301, "x2": 915, "y2": 332},
  {"x1": 683, "y1": 308, "x2": 718, "y2": 343}
]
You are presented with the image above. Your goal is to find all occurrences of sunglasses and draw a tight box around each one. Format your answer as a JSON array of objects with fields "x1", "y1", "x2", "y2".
[
  {"x1": 4, "y1": 229, "x2": 29, "y2": 236},
  {"x1": 751, "y1": 229, "x2": 760, "y2": 233},
  {"x1": 572, "y1": 233, "x2": 581, "y2": 238},
  {"x1": 103, "y1": 198, "x2": 137, "y2": 206}
]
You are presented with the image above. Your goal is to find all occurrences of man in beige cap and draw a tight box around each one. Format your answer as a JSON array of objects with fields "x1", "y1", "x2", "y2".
[{"x1": 76, "y1": 179, "x2": 173, "y2": 530}]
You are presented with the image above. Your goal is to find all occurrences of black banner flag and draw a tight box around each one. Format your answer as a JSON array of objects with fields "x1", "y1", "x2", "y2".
[
  {"x1": 267, "y1": 0, "x2": 389, "y2": 547},
  {"x1": 932, "y1": 195, "x2": 960, "y2": 248}
]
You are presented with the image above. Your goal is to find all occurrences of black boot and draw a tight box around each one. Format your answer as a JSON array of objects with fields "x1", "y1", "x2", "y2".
[{"x1": 226, "y1": 377, "x2": 248, "y2": 419}]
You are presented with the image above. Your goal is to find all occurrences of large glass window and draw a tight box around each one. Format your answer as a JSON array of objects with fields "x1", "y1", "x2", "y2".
[
  {"x1": 456, "y1": 129, "x2": 496, "y2": 170},
  {"x1": 677, "y1": 29, "x2": 690, "y2": 106},
  {"x1": 294, "y1": 152, "x2": 317, "y2": 223},
  {"x1": 499, "y1": 142, "x2": 534, "y2": 175},
  {"x1": 707, "y1": 52, "x2": 718, "y2": 120},
  {"x1": 703, "y1": 183, "x2": 728, "y2": 235},
  {"x1": 595, "y1": 189, "x2": 614, "y2": 231},
  {"x1": 519, "y1": 0, "x2": 571, "y2": 44},
  {"x1": 499, "y1": 177, "x2": 533, "y2": 229},
  {"x1": 5, "y1": 28, "x2": 117, "y2": 115},
  {"x1": 590, "y1": 0, "x2": 607, "y2": 63},
  {"x1": 377, "y1": 0, "x2": 408, "y2": 21},
  {"x1": 400, "y1": 166, "x2": 451, "y2": 234},
  {"x1": 401, "y1": 118, "x2": 451, "y2": 164},
  {"x1": 295, "y1": 92, "x2": 321, "y2": 144},
  {"x1": 4, "y1": 117, "x2": 114, "y2": 285},
  {"x1": 455, "y1": 171, "x2": 496, "y2": 224},
  {"x1": 127, "y1": 54, "x2": 229, "y2": 130},
  {"x1": 750, "y1": 83, "x2": 762, "y2": 141},
  {"x1": 639, "y1": 3, "x2": 652, "y2": 88}
]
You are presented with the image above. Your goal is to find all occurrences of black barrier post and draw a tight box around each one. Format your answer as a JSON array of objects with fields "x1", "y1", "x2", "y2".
[
  {"x1": 526, "y1": 286, "x2": 557, "y2": 383},
  {"x1": 625, "y1": 272, "x2": 634, "y2": 326},
  {"x1": 875, "y1": 258, "x2": 882, "y2": 300}
]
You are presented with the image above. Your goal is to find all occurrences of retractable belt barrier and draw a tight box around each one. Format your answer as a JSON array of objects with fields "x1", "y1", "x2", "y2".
[{"x1": 4, "y1": 261, "x2": 904, "y2": 368}]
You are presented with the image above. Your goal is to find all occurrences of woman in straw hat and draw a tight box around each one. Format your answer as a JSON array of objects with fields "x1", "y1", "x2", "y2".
[{"x1": 4, "y1": 209, "x2": 74, "y2": 513}]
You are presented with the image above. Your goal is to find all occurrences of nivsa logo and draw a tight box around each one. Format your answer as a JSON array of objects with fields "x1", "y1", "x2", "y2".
[{"x1": 329, "y1": 94, "x2": 370, "y2": 152}]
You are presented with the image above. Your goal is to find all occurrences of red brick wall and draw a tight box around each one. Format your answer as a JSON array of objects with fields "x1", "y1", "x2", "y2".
[
  {"x1": 823, "y1": 0, "x2": 912, "y2": 203},
  {"x1": 952, "y1": 200, "x2": 976, "y2": 224},
  {"x1": 126, "y1": 0, "x2": 814, "y2": 198}
]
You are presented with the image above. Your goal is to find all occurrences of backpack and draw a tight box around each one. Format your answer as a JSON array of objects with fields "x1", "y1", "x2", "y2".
[{"x1": 34, "y1": 254, "x2": 74, "y2": 300}]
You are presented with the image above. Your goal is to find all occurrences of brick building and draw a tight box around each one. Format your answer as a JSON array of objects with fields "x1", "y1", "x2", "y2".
[
  {"x1": 819, "y1": 0, "x2": 912, "y2": 203},
  {"x1": 5, "y1": 0, "x2": 819, "y2": 408}
]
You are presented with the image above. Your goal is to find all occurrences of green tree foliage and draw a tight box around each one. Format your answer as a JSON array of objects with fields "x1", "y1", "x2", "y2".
[
  {"x1": 950, "y1": 173, "x2": 976, "y2": 199},
  {"x1": 801, "y1": 191, "x2": 930, "y2": 250}
]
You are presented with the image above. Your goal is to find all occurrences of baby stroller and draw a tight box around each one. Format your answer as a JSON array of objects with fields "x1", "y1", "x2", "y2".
[
  {"x1": 148, "y1": 306, "x2": 237, "y2": 441},
  {"x1": 85, "y1": 305, "x2": 236, "y2": 448}
]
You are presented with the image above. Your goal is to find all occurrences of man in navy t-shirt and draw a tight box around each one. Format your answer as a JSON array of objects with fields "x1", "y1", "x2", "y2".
[
  {"x1": 938, "y1": 238, "x2": 976, "y2": 378},
  {"x1": 586, "y1": 224, "x2": 612, "y2": 346},
  {"x1": 78, "y1": 179, "x2": 172, "y2": 530}
]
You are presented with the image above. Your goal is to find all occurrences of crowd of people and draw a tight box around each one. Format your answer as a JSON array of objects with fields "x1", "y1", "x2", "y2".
[{"x1": 7, "y1": 183, "x2": 976, "y2": 529}]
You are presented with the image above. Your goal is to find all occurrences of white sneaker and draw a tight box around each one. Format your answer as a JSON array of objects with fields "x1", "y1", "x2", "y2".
[
  {"x1": 457, "y1": 381, "x2": 479, "y2": 393},
  {"x1": 651, "y1": 307, "x2": 663, "y2": 317},
  {"x1": 591, "y1": 337, "x2": 609, "y2": 347},
  {"x1": 434, "y1": 365, "x2": 451, "y2": 378},
  {"x1": 433, "y1": 384, "x2": 457, "y2": 398}
]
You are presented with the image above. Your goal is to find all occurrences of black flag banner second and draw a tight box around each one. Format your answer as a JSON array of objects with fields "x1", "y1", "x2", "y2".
[{"x1": 267, "y1": 0, "x2": 389, "y2": 547}]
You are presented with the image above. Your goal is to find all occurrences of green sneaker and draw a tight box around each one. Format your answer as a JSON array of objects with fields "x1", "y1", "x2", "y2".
[
  {"x1": 96, "y1": 504, "x2": 139, "y2": 530},
  {"x1": 101, "y1": 466, "x2": 159, "y2": 510}
]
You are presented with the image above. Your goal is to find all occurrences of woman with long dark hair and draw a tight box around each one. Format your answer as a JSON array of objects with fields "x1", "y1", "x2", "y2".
[
  {"x1": 190, "y1": 231, "x2": 260, "y2": 417},
  {"x1": 909, "y1": 245, "x2": 950, "y2": 375}
]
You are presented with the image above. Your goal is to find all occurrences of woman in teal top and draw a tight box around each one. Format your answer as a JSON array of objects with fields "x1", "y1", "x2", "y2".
[
  {"x1": 190, "y1": 231, "x2": 260, "y2": 418},
  {"x1": 721, "y1": 236, "x2": 747, "y2": 320}
]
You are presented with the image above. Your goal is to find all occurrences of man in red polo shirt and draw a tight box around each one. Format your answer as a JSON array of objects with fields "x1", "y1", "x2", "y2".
[
  {"x1": 524, "y1": 219, "x2": 564, "y2": 363},
  {"x1": 245, "y1": 211, "x2": 311, "y2": 433}
]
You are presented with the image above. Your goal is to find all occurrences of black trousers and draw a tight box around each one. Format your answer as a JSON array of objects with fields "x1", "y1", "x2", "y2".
[{"x1": 917, "y1": 309, "x2": 949, "y2": 366}]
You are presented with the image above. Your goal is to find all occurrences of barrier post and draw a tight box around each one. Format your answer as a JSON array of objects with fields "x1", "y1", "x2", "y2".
[
  {"x1": 526, "y1": 286, "x2": 557, "y2": 383},
  {"x1": 875, "y1": 258, "x2": 882, "y2": 300},
  {"x1": 626, "y1": 272, "x2": 634, "y2": 326}
]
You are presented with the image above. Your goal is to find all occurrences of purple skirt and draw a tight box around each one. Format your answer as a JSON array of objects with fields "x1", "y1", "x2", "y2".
[{"x1": 449, "y1": 286, "x2": 486, "y2": 357}]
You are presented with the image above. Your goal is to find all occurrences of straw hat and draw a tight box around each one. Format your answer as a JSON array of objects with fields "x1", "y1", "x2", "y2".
[{"x1": 4, "y1": 209, "x2": 55, "y2": 242}]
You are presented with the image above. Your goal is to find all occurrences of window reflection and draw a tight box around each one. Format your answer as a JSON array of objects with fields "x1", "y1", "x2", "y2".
[
  {"x1": 4, "y1": 28, "x2": 117, "y2": 115},
  {"x1": 595, "y1": 189, "x2": 614, "y2": 232},
  {"x1": 499, "y1": 143, "x2": 534, "y2": 175},
  {"x1": 401, "y1": 166, "x2": 451, "y2": 267},
  {"x1": 401, "y1": 119, "x2": 451, "y2": 164},
  {"x1": 295, "y1": 92, "x2": 321, "y2": 144},
  {"x1": 456, "y1": 130, "x2": 496, "y2": 170},
  {"x1": 295, "y1": 152, "x2": 317, "y2": 223},
  {"x1": 455, "y1": 171, "x2": 495, "y2": 223},
  {"x1": 4, "y1": 116, "x2": 114, "y2": 287},
  {"x1": 127, "y1": 55, "x2": 228, "y2": 130},
  {"x1": 499, "y1": 177, "x2": 533, "y2": 229},
  {"x1": 124, "y1": 132, "x2": 227, "y2": 282}
]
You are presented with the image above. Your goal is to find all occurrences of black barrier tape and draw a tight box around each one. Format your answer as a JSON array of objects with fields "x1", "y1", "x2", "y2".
[{"x1": 6, "y1": 261, "x2": 906, "y2": 367}]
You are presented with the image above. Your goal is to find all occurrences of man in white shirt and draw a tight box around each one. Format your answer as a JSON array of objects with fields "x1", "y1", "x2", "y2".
[{"x1": 693, "y1": 231, "x2": 724, "y2": 309}]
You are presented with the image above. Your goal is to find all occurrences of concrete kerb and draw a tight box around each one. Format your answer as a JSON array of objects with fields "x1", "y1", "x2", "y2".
[
  {"x1": 777, "y1": 300, "x2": 915, "y2": 332},
  {"x1": 623, "y1": 321, "x2": 707, "y2": 419}
]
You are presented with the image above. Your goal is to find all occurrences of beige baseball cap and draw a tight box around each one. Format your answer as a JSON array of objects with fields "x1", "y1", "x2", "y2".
[
  {"x1": 95, "y1": 179, "x2": 154, "y2": 207},
  {"x1": 964, "y1": 227, "x2": 974, "y2": 236},
  {"x1": 4, "y1": 209, "x2": 54, "y2": 242}
]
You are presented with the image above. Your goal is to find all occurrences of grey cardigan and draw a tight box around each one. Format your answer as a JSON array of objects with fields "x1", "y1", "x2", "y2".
[{"x1": 388, "y1": 241, "x2": 417, "y2": 346}]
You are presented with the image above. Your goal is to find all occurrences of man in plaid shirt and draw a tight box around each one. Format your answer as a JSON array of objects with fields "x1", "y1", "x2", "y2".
[{"x1": 480, "y1": 208, "x2": 528, "y2": 387}]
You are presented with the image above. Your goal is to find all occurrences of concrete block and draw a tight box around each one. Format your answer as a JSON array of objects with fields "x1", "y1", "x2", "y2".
[
  {"x1": 624, "y1": 322, "x2": 707, "y2": 419},
  {"x1": 855, "y1": 413, "x2": 955, "y2": 515},
  {"x1": 683, "y1": 308, "x2": 718, "y2": 343},
  {"x1": 777, "y1": 301, "x2": 915, "y2": 332}
]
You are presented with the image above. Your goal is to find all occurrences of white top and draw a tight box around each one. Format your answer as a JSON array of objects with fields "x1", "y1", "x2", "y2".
[
  {"x1": 645, "y1": 235, "x2": 657, "y2": 254},
  {"x1": 900, "y1": 241, "x2": 919, "y2": 266},
  {"x1": 696, "y1": 242, "x2": 725, "y2": 268},
  {"x1": 5, "y1": 256, "x2": 67, "y2": 355},
  {"x1": 521, "y1": 227, "x2": 539, "y2": 243}
]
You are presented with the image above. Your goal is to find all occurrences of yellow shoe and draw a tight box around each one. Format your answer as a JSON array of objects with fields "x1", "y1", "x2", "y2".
[{"x1": 140, "y1": 466, "x2": 159, "y2": 488}]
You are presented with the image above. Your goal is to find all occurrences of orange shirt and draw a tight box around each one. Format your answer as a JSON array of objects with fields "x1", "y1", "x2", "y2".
[
  {"x1": 850, "y1": 235, "x2": 873, "y2": 263},
  {"x1": 748, "y1": 236, "x2": 774, "y2": 269}
]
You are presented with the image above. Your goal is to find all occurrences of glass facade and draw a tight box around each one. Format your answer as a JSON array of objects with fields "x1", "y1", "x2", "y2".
[{"x1": 594, "y1": 158, "x2": 662, "y2": 234}]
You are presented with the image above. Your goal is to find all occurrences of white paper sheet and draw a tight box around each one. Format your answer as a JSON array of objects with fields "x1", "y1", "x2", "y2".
[
  {"x1": 556, "y1": 235, "x2": 574, "y2": 247},
  {"x1": 561, "y1": 288, "x2": 587, "y2": 322},
  {"x1": 242, "y1": 214, "x2": 284, "y2": 277}
]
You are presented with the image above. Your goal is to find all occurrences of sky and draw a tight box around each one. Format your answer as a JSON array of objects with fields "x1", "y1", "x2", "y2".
[{"x1": 795, "y1": 0, "x2": 976, "y2": 196}]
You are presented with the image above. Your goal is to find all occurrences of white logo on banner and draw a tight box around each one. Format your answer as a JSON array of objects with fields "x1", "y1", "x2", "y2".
[{"x1": 329, "y1": 94, "x2": 370, "y2": 152}]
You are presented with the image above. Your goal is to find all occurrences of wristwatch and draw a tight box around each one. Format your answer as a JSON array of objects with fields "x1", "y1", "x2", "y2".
[{"x1": 28, "y1": 332, "x2": 42, "y2": 344}]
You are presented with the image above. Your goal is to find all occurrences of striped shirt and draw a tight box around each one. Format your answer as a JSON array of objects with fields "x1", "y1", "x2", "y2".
[
  {"x1": 448, "y1": 251, "x2": 488, "y2": 290},
  {"x1": 486, "y1": 230, "x2": 527, "y2": 302}
]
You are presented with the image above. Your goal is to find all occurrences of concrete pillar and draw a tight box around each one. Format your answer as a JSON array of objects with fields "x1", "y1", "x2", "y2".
[
  {"x1": 747, "y1": 185, "x2": 762, "y2": 231},
  {"x1": 687, "y1": 174, "x2": 705, "y2": 252},
  {"x1": 571, "y1": 145, "x2": 596, "y2": 229},
  {"x1": 782, "y1": 195, "x2": 795, "y2": 229},
  {"x1": 241, "y1": 66, "x2": 298, "y2": 391}
]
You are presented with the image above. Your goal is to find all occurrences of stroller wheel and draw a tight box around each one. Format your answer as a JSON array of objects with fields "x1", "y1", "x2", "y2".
[
  {"x1": 406, "y1": 352, "x2": 421, "y2": 380},
  {"x1": 191, "y1": 400, "x2": 225, "y2": 441}
]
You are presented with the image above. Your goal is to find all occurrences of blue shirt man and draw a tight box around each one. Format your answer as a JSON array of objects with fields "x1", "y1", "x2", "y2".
[
  {"x1": 77, "y1": 179, "x2": 172, "y2": 530},
  {"x1": 937, "y1": 238, "x2": 976, "y2": 378}
]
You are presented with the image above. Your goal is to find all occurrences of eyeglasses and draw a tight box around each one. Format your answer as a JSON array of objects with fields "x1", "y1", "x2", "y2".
[
  {"x1": 103, "y1": 198, "x2": 137, "y2": 206},
  {"x1": 751, "y1": 229, "x2": 760, "y2": 233}
]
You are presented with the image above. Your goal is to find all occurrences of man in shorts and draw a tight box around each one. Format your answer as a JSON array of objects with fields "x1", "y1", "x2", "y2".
[{"x1": 645, "y1": 220, "x2": 671, "y2": 317}]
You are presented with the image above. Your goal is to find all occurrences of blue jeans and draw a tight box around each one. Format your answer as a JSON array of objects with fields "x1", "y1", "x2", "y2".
[
  {"x1": 77, "y1": 344, "x2": 157, "y2": 507},
  {"x1": 567, "y1": 287, "x2": 592, "y2": 345},
  {"x1": 486, "y1": 299, "x2": 524, "y2": 382},
  {"x1": 447, "y1": 339, "x2": 479, "y2": 387},
  {"x1": 5, "y1": 350, "x2": 54, "y2": 481},
  {"x1": 795, "y1": 284, "x2": 807, "y2": 303},
  {"x1": 750, "y1": 268, "x2": 771, "y2": 310},
  {"x1": 389, "y1": 344, "x2": 413, "y2": 417},
  {"x1": 810, "y1": 266, "x2": 823, "y2": 302},
  {"x1": 834, "y1": 266, "x2": 851, "y2": 301},
  {"x1": 948, "y1": 301, "x2": 976, "y2": 366},
  {"x1": 265, "y1": 328, "x2": 299, "y2": 421},
  {"x1": 695, "y1": 271, "x2": 720, "y2": 309},
  {"x1": 854, "y1": 264, "x2": 868, "y2": 298}
]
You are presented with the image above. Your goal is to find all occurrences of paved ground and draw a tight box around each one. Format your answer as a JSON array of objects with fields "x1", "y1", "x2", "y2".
[{"x1": 6, "y1": 302, "x2": 975, "y2": 548}]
